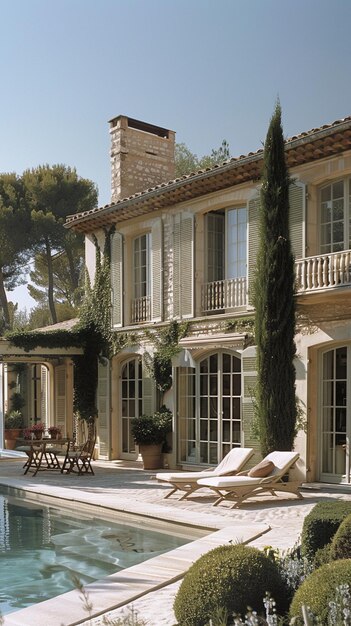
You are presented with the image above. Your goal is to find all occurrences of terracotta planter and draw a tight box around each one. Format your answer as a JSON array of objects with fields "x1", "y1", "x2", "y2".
[
  {"x1": 139, "y1": 443, "x2": 163, "y2": 470},
  {"x1": 34, "y1": 431, "x2": 44, "y2": 440},
  {"x1": 4, "y1": 429, "x2": 22, "y2": 450}
]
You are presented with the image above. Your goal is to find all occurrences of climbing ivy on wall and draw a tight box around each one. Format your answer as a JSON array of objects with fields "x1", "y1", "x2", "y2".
[
  {"x1": 7, "y1": 228, "x2": 190, "y2": 421},
  {"x1": 7, "y1": 228, "x2": 115, "y2": 421},
  {"x1": 143, "y1": 320, "x2": 189, "y2": 392}
]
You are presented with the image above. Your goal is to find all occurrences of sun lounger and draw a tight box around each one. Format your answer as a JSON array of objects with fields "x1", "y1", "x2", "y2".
[
  {"x1": 197, "y1": 450, "x2": 302, "y2": 508},
  {"x1": 156, "y1": 447, "x2": 254, "y2": 500}
]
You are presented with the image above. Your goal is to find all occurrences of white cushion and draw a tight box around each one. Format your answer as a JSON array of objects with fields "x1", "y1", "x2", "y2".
[{"x1": 197, "y1": 476, "x2": 264, "y2": 488}]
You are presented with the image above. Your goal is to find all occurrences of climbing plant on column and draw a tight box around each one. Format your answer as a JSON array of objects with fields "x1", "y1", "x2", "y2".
[{"x1": 253, "y1": 102, "x2": 297, "y2": 456}]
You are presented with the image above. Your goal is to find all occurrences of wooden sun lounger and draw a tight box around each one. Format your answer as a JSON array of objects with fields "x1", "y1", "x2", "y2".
[
  {"x1": 197, "y1": 451, "x2": 302, "y2": 508},
  {"x1": 156, "y1": 447, "x2": 254, "y2": 500}
]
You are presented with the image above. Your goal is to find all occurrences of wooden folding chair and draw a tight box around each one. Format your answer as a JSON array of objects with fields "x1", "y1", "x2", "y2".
[{"x1": 61, "y1": 437, "x2": 95, "y2": 475}]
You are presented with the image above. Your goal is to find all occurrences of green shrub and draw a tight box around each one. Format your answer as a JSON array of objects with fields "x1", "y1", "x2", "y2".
[
  {"x1": 301, "y1": 501, "x2": 351, "y2": 559},
  {"x1": 290, "y1": 559, "x2": 351, "y2": 624},
  {"x1": 313, "y1": 543, "x2": 331, "y2": 568},
  {"x1": 173, "y1": 544, "x2": 287, "y2": 626},
  {"x1": 4, "y1": 410, "x2": 24, "y2": 429},
  {"x1": 131, "y1": 407, "x2": 172, "y2": 445},
  {"x1": 330, "y1": 513, "x2": 351, "y2": 560}
]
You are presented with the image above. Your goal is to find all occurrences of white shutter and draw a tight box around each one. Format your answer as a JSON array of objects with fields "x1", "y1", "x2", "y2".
[
  {"x1": 97, "y1": 359, "x2": 110, "y2": 459},
  {"x1": 173, "y1": 212, "x2": 194, "y2": 318},
  {"x1": 111, "y1": 231, "x2": 123, "y2": 327},
  {"x1": 289, "y1": 181, "x2": 305, "y2": 260},
  {"x1": 151, "y1": 218, "x2": 163, "y2": 322},
  {"x1": 55, "y1": 366, "x2": 66, "y2": 434},
  {"x1": 248, "y1": 194, "x2": 260, "y2": 305}
]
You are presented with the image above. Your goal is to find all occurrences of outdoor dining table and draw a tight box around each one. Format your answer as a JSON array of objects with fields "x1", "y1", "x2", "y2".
[{"x1": 16, "y1": 438, "x2": 70, "y2": 476}]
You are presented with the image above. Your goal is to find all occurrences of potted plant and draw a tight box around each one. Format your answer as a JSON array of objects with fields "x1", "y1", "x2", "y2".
[
  {"x1": 48, "y1": 426, "x2": 61, "y2": 440},
  {"x1": 131, "y1": 406, "x2": 172, "y2": 470},
  {"x1": 4, "y1": 411, "x2": 24, "y2": 449},
  {"x1": 31, "y1": 422, "x2": 45, "y2": 440}
]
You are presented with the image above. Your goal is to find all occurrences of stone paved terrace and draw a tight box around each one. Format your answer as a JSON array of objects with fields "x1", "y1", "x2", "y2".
[{"x1": 0, "y1": 458, "x2": 350, "y2": 626}]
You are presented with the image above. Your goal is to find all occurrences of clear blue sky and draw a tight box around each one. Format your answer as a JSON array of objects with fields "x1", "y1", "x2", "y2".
[{"x1": 2, "y1": 0, "x2": 351, "y2": 310}]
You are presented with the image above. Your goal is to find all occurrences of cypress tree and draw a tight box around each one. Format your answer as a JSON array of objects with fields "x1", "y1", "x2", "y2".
[{"x1": 254, "y1": 102, "x2": 297, "y2": 455}]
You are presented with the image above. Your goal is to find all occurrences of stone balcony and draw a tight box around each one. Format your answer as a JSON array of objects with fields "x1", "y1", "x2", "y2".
[
  {"x1": 201, "y1": 277, "x2": 247, "y2": 313},
  {"x1": 295, "y1": 250, "x2": 351, "y2": 293}
]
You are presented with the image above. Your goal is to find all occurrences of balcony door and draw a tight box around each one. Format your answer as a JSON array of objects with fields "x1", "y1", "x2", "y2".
[
  {"x1": 203, "y1": 208, "x2": 247, "y2": 312},
  {"x1": 320, "y1": 346, "x2": 350, "y2": 482},
  {"x1": 132, "y1": 233, "x2": 151, "y2": 323}
]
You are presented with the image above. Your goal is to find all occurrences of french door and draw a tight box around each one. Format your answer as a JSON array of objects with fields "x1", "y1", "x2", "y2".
[
  {"x1": 177, "y1": 351, "x2": 242, "y2": 466},
  {"x1": 320, "y1": 346, "x2": 350, "y2": 482},
  {"x1": 120, "y1": 356, "x2": 154, "y2": 459}
]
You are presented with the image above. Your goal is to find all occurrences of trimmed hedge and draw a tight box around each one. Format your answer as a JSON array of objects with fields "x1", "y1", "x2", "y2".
[
  {"x1": 173, "y1": 544, "x2": 287, "y2": 626},
  {"x1": 290, "y1": 559, "x2": 351, "y2": 624},
  {"x1": 330, "y1": 513, "x2": 351, "y2": 560},
  {"x1": 301, "y1": 501, "x2": 351, "y2": 559}
]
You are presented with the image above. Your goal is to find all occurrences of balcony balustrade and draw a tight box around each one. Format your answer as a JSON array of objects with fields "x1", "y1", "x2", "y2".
[
  {"x1": 201, "y1": 277, "x2": 247, "y2": 313},
  {"x1": 295, "y1": 250, "x2": 351, "y2": 292},
  {"x1": 131, "y1": 296, "x2": 151, "y2": 323}
]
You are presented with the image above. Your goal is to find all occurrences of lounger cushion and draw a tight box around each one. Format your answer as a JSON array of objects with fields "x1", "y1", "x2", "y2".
[
  {"x1": 198, "y1": 476, "x2": 262, "y2": 488},
  {"x1": 248, "y1": 459, "x2": 275, "y2": 478},
  {"x1": 157, "y1": 470, "x2": 218, "y2": 483}
]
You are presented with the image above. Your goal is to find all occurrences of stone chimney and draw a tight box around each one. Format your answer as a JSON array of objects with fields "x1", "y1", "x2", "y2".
[{"x1": 109, "y1": 115, "x2": 176, "y2": 204}]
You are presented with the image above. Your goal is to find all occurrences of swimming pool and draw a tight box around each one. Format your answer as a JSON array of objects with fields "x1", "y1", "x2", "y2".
[{"x1": 0, "y1": 486, "x2": 195, "y2": 615}]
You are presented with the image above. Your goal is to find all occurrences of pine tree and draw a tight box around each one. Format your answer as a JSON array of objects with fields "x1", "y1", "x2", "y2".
[{"x1": 254, "y1": 102, "x2": 297, "y2": 455}]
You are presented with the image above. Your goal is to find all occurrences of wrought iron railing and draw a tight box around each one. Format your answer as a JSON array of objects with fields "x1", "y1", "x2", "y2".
[{"x1": 131, "y1": 296, "x2": 151, "y2": 323}]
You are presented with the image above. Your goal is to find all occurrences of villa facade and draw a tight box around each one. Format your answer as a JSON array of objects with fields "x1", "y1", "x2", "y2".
[{"x1": 66, "y1": 114, "x2": 351, "y2": 484}]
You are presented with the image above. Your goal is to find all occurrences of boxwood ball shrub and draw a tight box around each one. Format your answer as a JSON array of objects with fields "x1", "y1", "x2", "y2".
[
  {"x1": 301, "y1": 501, "x2": 351, "y2": 559},
  {"x1": 173, "y1": 544, "x2": 287, "y2": 626},
  {"x1": 290, "y1": 559, "x2": 351, "y2": 624},
  {"x1": 330, "y1": 513, "x2": 351, "y2": 560}
]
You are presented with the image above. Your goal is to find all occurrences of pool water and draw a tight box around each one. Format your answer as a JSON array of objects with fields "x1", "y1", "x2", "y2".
[{"x1": 0, "y1": 488, "x2": 192, "y2": 615}]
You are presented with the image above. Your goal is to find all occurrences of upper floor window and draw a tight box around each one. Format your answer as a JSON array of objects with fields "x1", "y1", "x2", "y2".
[
  {"x1": 132, "y1": 233, "x2": 151, "y2": 322},
  {"x1": 206, "y1": 208, "x2": 247, "y2": 281},
  {"x1": 203, "y1": 207, "x2": 247, "y2": 312},
  {"x1": 320, "y1": 179, "x2": 351, "y2": 254}
]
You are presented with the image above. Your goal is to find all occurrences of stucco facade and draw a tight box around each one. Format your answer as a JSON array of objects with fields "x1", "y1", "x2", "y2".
[{"x1": 67, "y1": 114, "x2": 351, "y2": 484}]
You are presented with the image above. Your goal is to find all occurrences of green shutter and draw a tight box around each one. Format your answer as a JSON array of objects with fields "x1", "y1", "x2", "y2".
[
  {"x1": 151, "y1": 218, "x2": 163, "y2": 322},
  {"x1": 173, "y1": 215, "x2": 181, "y2": 318},
  {"x1": 241, "y1": 346, "x2": 261, "y2": 459},
  {"x1": 55, "y1": 366, "x2": 66, "y2": 433},
  {"x1": 248, "y1": 194, "x2": 260, "y2": 305},
  {"x1": 97, "y1": 360, "x2": 110, "y2": 459},
  {"x1": 142, "y1": 363, "x2": 155, "y2": 416},
  {"x1": 40, "y1": 366, "x2": 48, "y2": 425},
  {"x1": 111, "y1": 231, "x2": 123, "y2": 327},
  {"x1": 180, "y1": 212, "x2": 194, "y2": 318},
  {"x1": 173, "y1": 212, "x2": 194, "y2": 318},
  {"x1": 289, "y1": 181, "x2": 305, "y2": 260}
]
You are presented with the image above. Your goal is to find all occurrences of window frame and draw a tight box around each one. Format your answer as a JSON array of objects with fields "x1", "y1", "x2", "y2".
[{"x1": 319, "y1": 178, "x2": 351, "y2": 254}]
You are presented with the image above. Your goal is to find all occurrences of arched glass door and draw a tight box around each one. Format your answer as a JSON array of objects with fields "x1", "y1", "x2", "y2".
[
  {"x1": 120, "y1": 356, "x2": 155, "y2": 458},
  {"x1": 178, "y1": 351, "x2": 242, "y2": 466},
  {"x1": 320, "y1": 346, "x2": 350, "y2": 482},
  {"x1": 121, "y1": 358, "x2": 142, "y2": 457}
]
